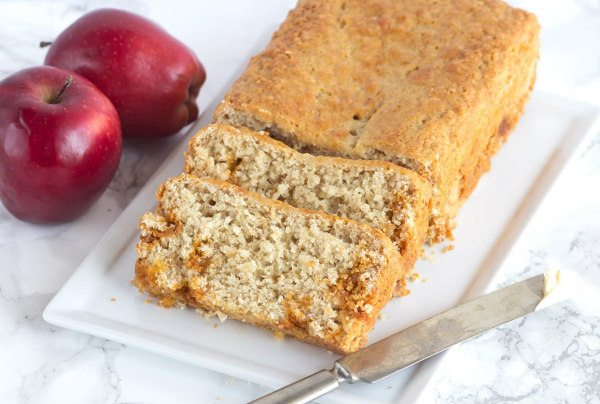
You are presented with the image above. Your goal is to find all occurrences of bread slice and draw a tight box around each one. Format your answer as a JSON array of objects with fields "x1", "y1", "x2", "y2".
[
  {"x1": 184, "y1": 124, "x2": 431, "y2": 295},
  {"x1": 134, "y1": 174, "x2": 401, "y2": 354},
  {"x1": 212, "y1": 0, "x2": 539, "y2": 242}
]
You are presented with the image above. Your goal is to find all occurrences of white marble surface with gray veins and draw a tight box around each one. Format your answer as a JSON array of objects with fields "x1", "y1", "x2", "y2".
[{"x1": 0, "y1": 0, "x2": 599, "y2": 403}]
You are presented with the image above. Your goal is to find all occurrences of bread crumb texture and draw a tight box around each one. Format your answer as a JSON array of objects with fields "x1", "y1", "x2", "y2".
[
  {"x1": 134, "y1": 174, "x2": 400, "y2": 353},
  {"x1": 185, "y1": 124, "x2": 431, "y2": 295}
]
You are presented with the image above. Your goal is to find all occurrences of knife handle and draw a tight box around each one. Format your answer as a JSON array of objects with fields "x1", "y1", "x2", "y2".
[{"x1": 250, "y1": 369, "x2": 342, "y2": 404}]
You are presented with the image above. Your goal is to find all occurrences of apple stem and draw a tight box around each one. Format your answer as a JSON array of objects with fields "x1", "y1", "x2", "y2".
[
  {"x1": 39, "y1": 41, "x2": 53, "y2": 48},
  {"x1": 50, "y1": 75, "x2": 74, "y2": 104}
]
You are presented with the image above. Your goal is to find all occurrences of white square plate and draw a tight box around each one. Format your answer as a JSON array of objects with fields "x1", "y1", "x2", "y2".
[{"x1": 42, "y1": 2, "x2": 600, "y2": 402}]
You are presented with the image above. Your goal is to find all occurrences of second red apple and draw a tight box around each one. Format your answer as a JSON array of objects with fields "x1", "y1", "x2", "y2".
[{"x1": 45, "y1": 9, "x2": 206, "y2": 139}]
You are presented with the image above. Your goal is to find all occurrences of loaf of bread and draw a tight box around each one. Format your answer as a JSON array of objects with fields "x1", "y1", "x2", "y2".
[
  {"x1": 134, "y1": 174, "x2": 401, "y2": 353},
  {"x1": 184, "y1": 124, "x2": 431, "y2": 295},
  {"x1": 213, "y1": 0, "x2": 540, "y2": 242}
]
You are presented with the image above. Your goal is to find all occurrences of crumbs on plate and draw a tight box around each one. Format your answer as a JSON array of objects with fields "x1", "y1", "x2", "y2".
[{"x1": 442, "y1": 244, "x2": 455, "y2": 253}]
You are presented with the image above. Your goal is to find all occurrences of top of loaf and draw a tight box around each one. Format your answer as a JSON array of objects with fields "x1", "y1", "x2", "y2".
[{"x1": 214, "y1": 0, "x2": 539, "y2": 179}]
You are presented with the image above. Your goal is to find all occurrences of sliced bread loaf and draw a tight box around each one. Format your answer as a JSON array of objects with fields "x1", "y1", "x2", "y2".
[
  {"x1": 184, "y1": 124, "x2": 431, "y2": 295},
  {"x1": 134, "y1": 174, "x2": 401, "y2": 354},
  {"x1": 212, "y1": 0, "x2": 539, "y2": 243}
]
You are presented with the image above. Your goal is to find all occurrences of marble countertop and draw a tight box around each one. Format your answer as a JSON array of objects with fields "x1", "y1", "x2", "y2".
[{"x1": 1, "y1": 0, "x2": 599, "y2": 403}]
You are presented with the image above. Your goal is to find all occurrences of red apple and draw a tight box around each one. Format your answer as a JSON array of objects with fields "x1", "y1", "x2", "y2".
[
  {"x1": 0, "y1": 66, "x2": 122, "y2": 223},
  {"x1": 44, "y1": 8, "x2": 206, "y2": 139}
]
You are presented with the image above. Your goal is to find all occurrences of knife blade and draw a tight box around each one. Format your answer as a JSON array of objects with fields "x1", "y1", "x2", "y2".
[{"x1": 250, "y1": 270, "x2": 573, "y2": 404}]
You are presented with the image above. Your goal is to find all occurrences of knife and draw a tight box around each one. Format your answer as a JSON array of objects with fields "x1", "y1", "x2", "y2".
[{"x1": 250, "y1": 270, "x2": 574, "y2": 404}]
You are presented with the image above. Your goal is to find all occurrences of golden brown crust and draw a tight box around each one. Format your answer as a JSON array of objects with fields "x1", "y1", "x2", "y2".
[
  {"x1": 184, "y1": 124, "x2": 431, "y2": 295},
  {"x1": 213, "y1": 0, "x2": 540, "y2": 242},
  {"x1": 134, "y1": 175, "x2": 401, "y2": 354}
]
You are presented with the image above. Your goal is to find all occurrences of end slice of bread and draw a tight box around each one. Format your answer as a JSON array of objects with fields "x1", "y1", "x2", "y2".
[
  {"x1": 134, "y1": 174, "x2": 401, "y2": 354},
  {"x1": 184, "y1": 124, "x2": 431, "y2": 295}
]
